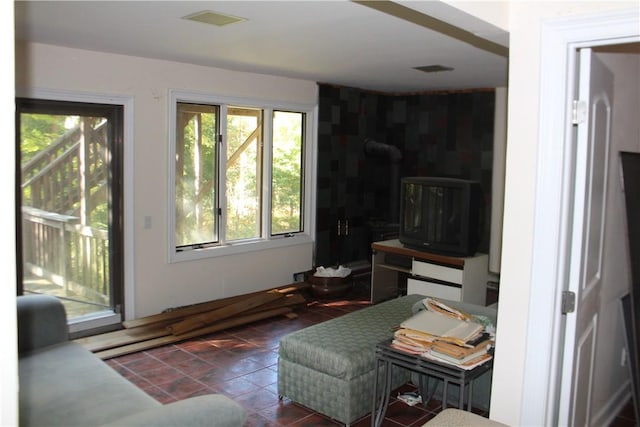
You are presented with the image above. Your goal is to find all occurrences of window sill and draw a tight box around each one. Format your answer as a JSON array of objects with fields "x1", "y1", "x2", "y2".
[
  {"x1": 169, "y1": 233, "x2": 313, "y2": 263},
  {"x1": 68, "y1": 310, "x2": 121, "y2": 334}
]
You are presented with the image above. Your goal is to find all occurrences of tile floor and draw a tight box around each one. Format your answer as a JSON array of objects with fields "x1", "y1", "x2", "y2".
[{"x1": 105, "y1": 286, "x2": 636, "y2": 426}]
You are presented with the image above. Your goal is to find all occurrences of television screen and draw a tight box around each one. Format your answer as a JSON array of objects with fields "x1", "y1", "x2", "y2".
[{"x1": 399, "y1": 177, "x2": 481, "y2": 256}]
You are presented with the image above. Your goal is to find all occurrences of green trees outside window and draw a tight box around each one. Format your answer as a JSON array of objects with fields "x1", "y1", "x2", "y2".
[
  {"x1": 174, "y1": 99, "x2": 305, "y2": 252},
  {"x1": 271, "y1": 111, "x2": 303, "y2": 235}
]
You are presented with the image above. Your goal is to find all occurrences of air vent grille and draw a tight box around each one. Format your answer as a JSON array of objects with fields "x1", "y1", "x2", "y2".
[
  {"x1": 414, "y1": 65, "x2": 454, "y2": 73},
  {"x1": 183, "y1": 10, "x2": 246, "y2": 27}
]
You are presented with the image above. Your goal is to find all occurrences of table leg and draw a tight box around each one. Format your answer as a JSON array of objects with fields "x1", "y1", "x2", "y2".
[
  {"x1": 372, "y1": 358, "x2": 383, "y2": 427},
  {"x1": 420, "y1": 376, "x2": 438, "y2": 408},
  {"x1": 442, "y1": 380, "x2": 448, "y2": 409},
  {"x1": 419, "y1": 375, "x2": 427, "y2": 408},
  {"x1": 467, "y1": 380, "x2": 474, "y2": 411},
  {"x1": 372, "y1": 359, "x2": 393, "y2": 427},
  {"x1": 459, "y1": 381, "x2": 465, "y2": 409}
]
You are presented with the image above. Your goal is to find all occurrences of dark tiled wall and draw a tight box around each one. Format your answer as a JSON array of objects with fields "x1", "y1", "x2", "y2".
[{"x1": 315, "y1": 84, "x2": 495, "y2": 267}]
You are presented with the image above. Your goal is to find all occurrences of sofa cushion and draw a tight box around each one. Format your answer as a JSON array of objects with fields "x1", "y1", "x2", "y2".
[
  {"x1": 278, "y1": 294, "x2": 424, "y2": 380},
  {"x1": 17, "y1": 294, "x2": 69, "y2": 354},
  {"x1": 19, "y1": 341, "x2": 158, "y2": 426},
  {"x1": 102, "y1": 395, "x2": 247, "y2": 427}
]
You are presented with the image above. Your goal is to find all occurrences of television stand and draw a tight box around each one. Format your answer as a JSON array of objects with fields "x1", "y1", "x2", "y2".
[{"x1": 370, "y1": 239, "x2": 489, "y2": 305}]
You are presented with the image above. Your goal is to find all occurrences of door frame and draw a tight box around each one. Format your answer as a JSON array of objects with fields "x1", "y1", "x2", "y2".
[
  {"x1": 16, "y1": 88, "x2": 136, "y2": 326},
  {"x1": 520, "y1": 9, "x2": 640, "y2": 426}
]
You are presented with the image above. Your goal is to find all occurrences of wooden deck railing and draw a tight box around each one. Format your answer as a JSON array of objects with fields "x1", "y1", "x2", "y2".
[
  {"x1": 21, "y1": 117, "x2": 111, "y2": 308},
  {"x1": 21, "y1": 118, "x2": 108, "y2": 215},
  {"x1": 22, "y1": 206, "x2": 110, "y2": 307}
]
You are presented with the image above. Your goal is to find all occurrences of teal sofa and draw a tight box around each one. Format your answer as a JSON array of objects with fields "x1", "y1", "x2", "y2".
[{"x1": 17, "y1": 294, "x2": 246, "y2": 427}]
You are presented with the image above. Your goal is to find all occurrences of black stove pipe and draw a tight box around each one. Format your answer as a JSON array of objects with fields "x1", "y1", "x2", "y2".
[{"x1": 363, "y1": 138, "x2": 402, "y2": 224}]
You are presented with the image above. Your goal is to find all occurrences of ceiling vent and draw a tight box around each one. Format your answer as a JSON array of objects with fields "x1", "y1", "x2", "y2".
[
  {"x1": 183, "y1": 10, "x2": 247, "y2": 27},
  {"x1": 414, "y1": 65, "x2": 454, "y2": 73}
]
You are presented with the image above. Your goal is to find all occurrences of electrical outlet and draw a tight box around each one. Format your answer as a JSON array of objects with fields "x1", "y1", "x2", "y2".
[{"x1": 621, "y1": 348, "x2": 627, "y2": 367}]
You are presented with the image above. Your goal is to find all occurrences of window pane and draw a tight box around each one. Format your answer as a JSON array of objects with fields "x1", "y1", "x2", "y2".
[
  {"x1": 271, "y1": 111, "x2": 304, "y2": 235},
  {"x1": 226, "y1": 107, "x2": 262, "y2": 241},
  {"x1": 175, "y1": 103, "x2": 218, "y2": 247}
]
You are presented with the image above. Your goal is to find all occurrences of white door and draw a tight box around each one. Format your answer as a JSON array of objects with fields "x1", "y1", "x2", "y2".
[{"x1": 557, "y1": 48, "x2": 613, "y2": 426}]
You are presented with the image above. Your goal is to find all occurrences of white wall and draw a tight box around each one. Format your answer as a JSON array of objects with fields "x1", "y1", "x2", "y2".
[
  {"x1": 15, "y1": 42, "x2": 317, "y2": 318},
  {"x1": 2, "y1": 0, "x2": 17, "y2": 424},
  {"x1": 442, "y1": 1, "x2": 510, "y2": 30},
  {"x1": 489, "y1": 87, "x2": 507, "y2": 274}
]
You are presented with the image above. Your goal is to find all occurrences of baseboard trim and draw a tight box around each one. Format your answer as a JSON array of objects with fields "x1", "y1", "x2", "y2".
[{"x1": 591, "y1": 379, "x2": 631, "y2": 426}]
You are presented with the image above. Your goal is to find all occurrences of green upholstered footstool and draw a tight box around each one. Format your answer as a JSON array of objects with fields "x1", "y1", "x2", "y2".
[{"x1": 277, "y1": 294, "x2": 425, "y2": 425}]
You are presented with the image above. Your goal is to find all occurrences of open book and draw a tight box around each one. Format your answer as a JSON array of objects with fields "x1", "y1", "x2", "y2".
[{"x1": 400, "y1": 309, "x2": 483, "y2": 344}]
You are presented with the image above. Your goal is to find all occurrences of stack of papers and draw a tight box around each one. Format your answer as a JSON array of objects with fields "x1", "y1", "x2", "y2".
[
  {"x1": 423, "y1": 298, "x2": 473, "y2": 321},
  {"x1": 391, "y1": 298, "x2": 494, "y2": 369}
]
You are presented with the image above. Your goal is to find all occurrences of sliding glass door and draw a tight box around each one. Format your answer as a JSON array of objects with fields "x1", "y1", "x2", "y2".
[{"x1": 16, "y1": 98, "x2": 124, "y2": 333}]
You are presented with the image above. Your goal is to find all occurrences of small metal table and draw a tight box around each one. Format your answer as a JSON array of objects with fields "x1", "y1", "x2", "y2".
[{"x1": 371, "y1": 339, "x2": 493, "y2": 427}]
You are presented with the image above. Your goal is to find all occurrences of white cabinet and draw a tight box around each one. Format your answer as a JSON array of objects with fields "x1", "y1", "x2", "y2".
[
  {"x1": 407, "y1": 255, "x2": 488, "y2": 305},
  {"x1": 407, "y1": 277, "x2": 462, "y2": 301},
  {"x1": 371, "y1": 239, "x2": 489, "y2": 305}
]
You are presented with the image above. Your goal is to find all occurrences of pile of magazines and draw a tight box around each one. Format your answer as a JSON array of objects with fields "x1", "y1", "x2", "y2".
[{"x1": 392, "y1": 298, "x2": 495, "y2": 370}]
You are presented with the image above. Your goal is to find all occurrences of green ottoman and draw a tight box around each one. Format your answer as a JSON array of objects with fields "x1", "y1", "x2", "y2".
[{"x1": 277, "y1": 294, "x2": 425, "y2": 425}]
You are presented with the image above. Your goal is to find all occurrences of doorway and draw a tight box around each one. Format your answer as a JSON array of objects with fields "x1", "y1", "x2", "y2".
[
  {"x1": 16, "y1": 98, "x2": 124, "y2": 334},
  {"x1": 519, "y1": 10, "x2": 640, "y2": 427}
]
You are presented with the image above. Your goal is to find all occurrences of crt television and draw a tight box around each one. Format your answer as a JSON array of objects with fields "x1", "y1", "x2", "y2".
[{"x1": 399, "y1": 177, "x2": 482, "y2": 257}]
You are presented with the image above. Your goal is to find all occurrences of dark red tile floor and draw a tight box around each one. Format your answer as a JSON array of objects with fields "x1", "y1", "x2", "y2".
[{"x1": 105, "y1": 286, "x2": 636, "y2": 426}]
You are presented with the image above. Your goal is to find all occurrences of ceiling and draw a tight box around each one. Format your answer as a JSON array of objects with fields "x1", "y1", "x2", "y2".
[{"x1": 14, "y1": 1, "x2": 510, "y2": 93}]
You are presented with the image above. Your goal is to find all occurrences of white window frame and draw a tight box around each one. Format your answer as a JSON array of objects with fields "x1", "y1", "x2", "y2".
[{"x1": 168, "y1": 89, "x2": 315, "y2": 263}]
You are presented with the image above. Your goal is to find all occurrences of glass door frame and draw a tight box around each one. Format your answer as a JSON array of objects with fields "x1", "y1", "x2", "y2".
[{"x1": 15, "y1": 90, "x2": 133, "y2": 336}]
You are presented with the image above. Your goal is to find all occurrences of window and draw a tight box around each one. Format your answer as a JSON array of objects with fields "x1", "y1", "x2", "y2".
[
  {"x1": 271, "y1": 111, "x2": 304, "y2": 235},
  {"x1": 175, "y1": 103, "x2": 219, "y2": 248},
  {"x1": 226, "y1": 107, "x2": 263, "y2": 241},
  {"x1": 170, "y1": 91, "x2": 312, "y2": 261}
]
